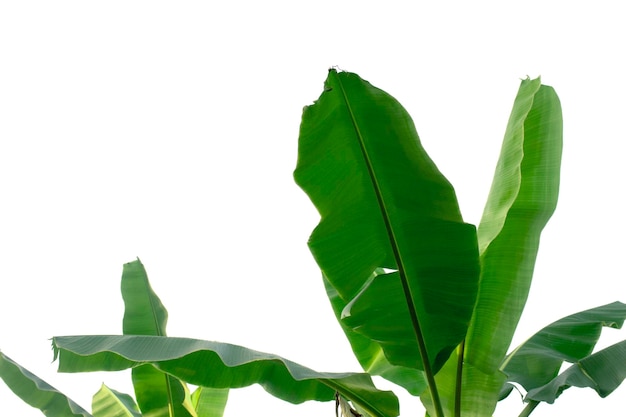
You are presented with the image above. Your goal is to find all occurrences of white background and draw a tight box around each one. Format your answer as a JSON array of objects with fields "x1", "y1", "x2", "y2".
[{"x1": 1, "y1": 1, "x2": 625, "y2": 416}]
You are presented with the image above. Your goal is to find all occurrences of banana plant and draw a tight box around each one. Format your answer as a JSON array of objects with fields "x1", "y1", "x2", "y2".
[
  {"x1": 293, "y1": 69, "x2": 626, "y2": 417},
  {"x1": 4, "y1": 70, "x2": 626, "y2": 417}
]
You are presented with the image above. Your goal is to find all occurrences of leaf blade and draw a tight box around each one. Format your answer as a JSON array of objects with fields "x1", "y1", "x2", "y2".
[
  {"x1": 52, "y1": 335, "x2": 398, "y2": 417},
  {"x1": 525, "y1": 340, "x2": 626, "y2": 403},
  {"x1": 502, "y1": 301, "x2": 626, "y2": 392},
  {"x1": 465, "y1": 78, "x2": 563, "y2": 373},
  {"x1": 190, "y1": 387, "x2": 228, "y2": 417},
  {"x1": 0, "y1": 351, "x2": 92, "y2": 417},
  {"x1": 294, "y1": 70, "x2": 480, "y2": 377},
  {"x1": 92, "y1": 384, "x2": 141, "y2": 417},
  {"x1": 323, "y1": 272, "x2": 427, "y2": 396},
  {"x1": 121, "y1": 258, "x2": 168, "y2": 337}
]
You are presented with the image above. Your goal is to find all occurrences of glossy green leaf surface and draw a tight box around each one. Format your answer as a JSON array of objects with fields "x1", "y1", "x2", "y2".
[
  {"x1": 323, "y1": 272, "x2": 427, "y2": 396},
  {"x1": 52, "y1": 335, "x2": 398, "y2": 417},
  {"x1": 526, "y1": 340, "x2": 626, "y2": 402},
  {"x1": 121, "y1": 259, "x2": 197, "y2": 417},
  {"x1": 502, "y1": 301, "x2": 626, "y2": 392},
  {"x1": 465, "y1": 77, "x2": 563, "y2": 373},
  {"x1": 92, "y1": 384, "x2": 141, "y2": 417},
  {"x1": 190, "y1": 387, "x2": 228, "y2": 417},
  {"x1": 0, "y1": 351, "x2": 91, "y2": 417},
  {"x1": 294, "y1": 69, "x2": 480, "y2": 376}
]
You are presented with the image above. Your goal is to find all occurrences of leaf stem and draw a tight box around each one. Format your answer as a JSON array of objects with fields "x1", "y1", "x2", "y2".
[
  {"x1": 517, "y1": 400, "x2": 539, "y2": 417},
  {"x1": 454, "y1": 341, "x2": 465, "y2": 417},
  {"x1": 405, "y1": 283, "x2": 444, "y2": 417}
]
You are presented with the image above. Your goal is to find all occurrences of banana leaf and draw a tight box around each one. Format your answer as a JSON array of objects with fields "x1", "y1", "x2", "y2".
[
  {"x1": 0, "y1": 351, "x2": 91, "y2": 417},
  {"x1": 92, "y1": 384, "x2": 141, "y2": 417},
  {"x1": 294, "y1": 70, "x2": 480, "y2": 399},
  {"x1": 122, "y1": 258, "x2": 168, "y2": 337},
  {"x1": 51, "y1": 335, "x2": 399, "y2": 417},
  {"x1": 121, "y1": 258, "x2": 199, "y2": 417},
  {"x1": 502, "y1": 301, "x2": 626, "y2": 392},
  {"x1": 190, "y1": 387, "x2": 229, "y2": 417},
  {"x1": 525, "y1": 340, "x2": 626, "y2": 402},
  {"x1": 422, "y1": 76, "x2": 563, "y2": 417},
  {"x1": 465, "y1": 77, "x2": 563, "y2": 375}
]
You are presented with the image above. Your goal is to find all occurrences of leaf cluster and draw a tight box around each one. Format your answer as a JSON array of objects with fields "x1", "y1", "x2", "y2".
[{"x1": 2, "y1": 70, "x2": 626, "y2": 417}]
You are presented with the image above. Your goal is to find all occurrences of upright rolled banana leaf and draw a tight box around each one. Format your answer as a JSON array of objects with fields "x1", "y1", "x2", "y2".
[
  {"x1": 294, "y1": 70, "x2": 480, "y2": 405},
  {"x1": 121, "y1": 259, "x2": 201, "y2": 417},
  {"x1": 422, "y1": 76, "x2": 563, "y2": 417},
  {"x1": 465, "y1": 77, "x2": 563, "y2": 374}
]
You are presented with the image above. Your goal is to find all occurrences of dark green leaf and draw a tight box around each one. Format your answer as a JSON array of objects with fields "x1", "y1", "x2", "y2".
[{"x1": 294, "y1": 69, "x2": 480, "y2": 376}]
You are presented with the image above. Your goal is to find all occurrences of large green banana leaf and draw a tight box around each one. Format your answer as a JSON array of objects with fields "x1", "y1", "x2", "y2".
[
  {"x1": 323, "y1": 271, "x2": 427, "y2": 396},
  {"x1": 121, "y1": 259, "x2": 201, "y2": 417},
  {"x1": 525, "y1": 339, "x2": 626, "y2": 402},
  {"x1": 51, "y1": 335, "x2": 399, "y2": 417},
  {"x1": 294, "y1": 70, "x2": 480, "y2": 392},
  {"x1": 502, "y1": 301, "x2": 626, "y2": 392},
  {"x1": 92, "y1": 384, "x2": 141, "y2": 417},
  {"x1": 0, "y1": 351, "x2": 91, "y2": 417},
  {"x1": 423, "y1": 76, "x2": 562, "y2": 417},
  {"x1": 465, "y1": 77, "x2": 563, "y2": 374}
]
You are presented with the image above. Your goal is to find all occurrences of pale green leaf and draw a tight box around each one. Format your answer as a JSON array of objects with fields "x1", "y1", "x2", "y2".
[
  {"x1": 190, "y1": 387, "x2": 228, "y2": 417},
  {"x1": 466, "y1": 77, "x2": 563, "y2": 373},
  {"x1": 92, "y1": 384, "x2": 141, "y2": 417}
]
